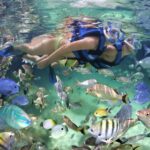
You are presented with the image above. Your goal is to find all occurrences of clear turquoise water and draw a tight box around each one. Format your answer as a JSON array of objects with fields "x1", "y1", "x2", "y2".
[{"x1": 0, "y1": 0, "x2": 150, "y2": 150}]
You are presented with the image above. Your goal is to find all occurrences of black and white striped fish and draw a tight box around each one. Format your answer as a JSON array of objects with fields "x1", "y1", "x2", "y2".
[
  {"x1": 88, "y1": 118, "x2": 121, "y2": 144},
  {"x1": 88, "y1": 104, "x2": 133, "y2": 144}
]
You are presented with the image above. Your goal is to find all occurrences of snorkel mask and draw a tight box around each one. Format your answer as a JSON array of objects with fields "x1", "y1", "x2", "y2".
[
  {"x1": 104, "y1": 22, "x2": 141, "y2": 53},
  {"x1": 105, "y1": 22, "x2": 125, "y2": 44}
]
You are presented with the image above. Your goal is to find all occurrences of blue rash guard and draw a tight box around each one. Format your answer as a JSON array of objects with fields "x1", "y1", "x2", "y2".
[{"x1": 70, "y1": 20, "x2": 125, "y2": 69}]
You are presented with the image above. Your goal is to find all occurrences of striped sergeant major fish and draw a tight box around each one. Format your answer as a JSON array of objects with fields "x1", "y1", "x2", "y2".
[{"x1": 88, "y1": 104, "x2": 135, "y2": 144}]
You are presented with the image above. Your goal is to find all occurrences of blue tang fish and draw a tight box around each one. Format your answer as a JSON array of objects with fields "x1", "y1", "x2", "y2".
[
  {"x1": 11, "y1": 95, "x2": 29, "y2": 106},
  {"x1": 134, "y1": 91, "x2": 150, "y2": 104},
  {"x1": 0, "y1": 105, "x2": 31, "y2": 130},
  {"x1": 134, "y1": 82, "x2": 150, "y2": 104},
  {"x1": 0, "y1": 78, "x2": 19, "y2": 97},
  {"x1": 135, "y1": 82, "x2": 150, "y2": 91}
]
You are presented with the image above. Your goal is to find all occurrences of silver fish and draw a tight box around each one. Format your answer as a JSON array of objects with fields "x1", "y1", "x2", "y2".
[
  {"x1": 54, "y1": 76, "x2": 69, "y2": 107},
  {"x1": 98, "y1": 69, "x2": 115, "y2": 79},
  {"x1": 77, "y1": 79, "x2": 97, "y2": 88},
  {"x1": 137, "y1": 57, "x2": 150, "y2": 69},
  {"x1": 50, "y1": 124, "x2": 68, "y2": 139}
]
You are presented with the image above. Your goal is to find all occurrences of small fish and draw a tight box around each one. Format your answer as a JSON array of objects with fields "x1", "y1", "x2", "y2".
[
  {"x1": 0, "y1": 78, "x2": 19, "y2": 97},
  {"x1": 74, "y1": 67, "x2": 91, "y2": 74},
  {"x1": 42, "y1": 119, "x2": 56, "y2": 130},
  {"x1": 144, "y1": 45, "x2": 150, "y2": 56},
  {"x1": 11, "y1": 95, "x2": 29, "y2": 106},
  {"x1": 0, "y1": 132, "x2": 15, "y2": 150},
  {"x1": 136, "y1": 108, "x2": 150, "y2": 128},
  {"x1": 131, "y1": 72, "x2": 144, "y2": 82},
  {"x1": 86, "y1": 83, "x2": 128, "y2": 103},
  {"x1": 63, "y1": 115, "x2": 86, "y2": 134},
  {"x1": 98, "y1": 69, "x2": 115, "y2": 79},
  {"x1": 137, "y1": 57, "x2": 150, "y2": 69},
  {"x1": 72, "y1": 145, "x2": 91, "y2": 150},
  {"x1": 0, "y1": 104, "x2": 32, "y2": 129},
  {"x1": 69, "y1": 101, "x2": 82, "y2": 109},
  {"x1": 116, "y1": 76, "x2": 131, "y2": 84},
  {"x1": 50, "y1": 124, "x2": 68, "y2": 139},
  {"x1": 77, "y1": 79, "x2": 97, "y2": 88},
  {"x1": 54, "y1": 76, "x2": 69, "y2": 107},
  {"x1": 94, "y1": 107, "x2": 110, "y2": 117},
  {"x1": 88, "y1": 105, "x2": 132, "y2": 144}
]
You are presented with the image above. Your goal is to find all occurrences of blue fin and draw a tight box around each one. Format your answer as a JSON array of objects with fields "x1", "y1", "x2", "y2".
[{"x1": 115, "y1": 104, "x2": 132, "y2": 123}]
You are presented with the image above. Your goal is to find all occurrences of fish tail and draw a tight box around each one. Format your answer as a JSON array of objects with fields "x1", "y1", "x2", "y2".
[
  {"x1": 77, "y1": 127, "x2": 85, "y2": 134},
  {"x1": 76, "y1": 80, "x2": 80, "y2": 86},
  {"x1": 122, "y1": 94, "x2": 128, "y2": 104},
  {"x1": 146, "y1": 132, "x2": 150, "y2": 137},
  {"x1": 77, "y1": 126, "x2": 89, "y2": 135}
]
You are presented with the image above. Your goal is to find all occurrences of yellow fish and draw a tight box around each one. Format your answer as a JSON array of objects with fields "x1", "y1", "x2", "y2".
[
  {"x1": 42, "y1": 119, "x2": 56, "y2": 130},
  {"x1": 94, "y1": 107, "x2": 110, "y2": 117}
]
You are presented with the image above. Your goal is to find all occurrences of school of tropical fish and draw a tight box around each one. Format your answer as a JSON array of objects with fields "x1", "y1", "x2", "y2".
[{"x1": 0, "y1": 55, "x2": 150, "y2": 150}]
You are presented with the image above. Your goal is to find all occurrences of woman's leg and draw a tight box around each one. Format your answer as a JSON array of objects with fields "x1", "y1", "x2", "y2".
[{"x1": 14, "y1": 35, "x2": 58, "y2": 56}]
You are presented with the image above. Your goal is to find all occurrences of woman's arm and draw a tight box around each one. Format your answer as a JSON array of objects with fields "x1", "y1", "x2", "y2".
[{"x1": 37, "y1": 36, "x2": 98, "y2": 69}]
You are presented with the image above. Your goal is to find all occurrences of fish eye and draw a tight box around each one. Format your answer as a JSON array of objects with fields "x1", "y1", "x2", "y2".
[
  {"x1": 146, "y1": 113, "x2": 150, "y2": 116},
  {"x1": 91, "y1": 129, "x2": 93, "y2": 132},
  {"x1": 61, "y1": 128, "x2": 64, "y2": 130},
  {"x1": 98, "y1": 133, "x2": 101, "y2": 136}
]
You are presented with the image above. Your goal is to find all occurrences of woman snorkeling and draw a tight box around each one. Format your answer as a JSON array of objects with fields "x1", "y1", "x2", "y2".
[{"x1": 0, "y1": 16, "x2": 135, "y2": 70}]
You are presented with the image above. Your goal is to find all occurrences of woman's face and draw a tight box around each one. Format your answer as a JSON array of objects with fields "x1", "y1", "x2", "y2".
[{"x1": 123, "y1": 43, "x2": 134, "y2": 55}]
